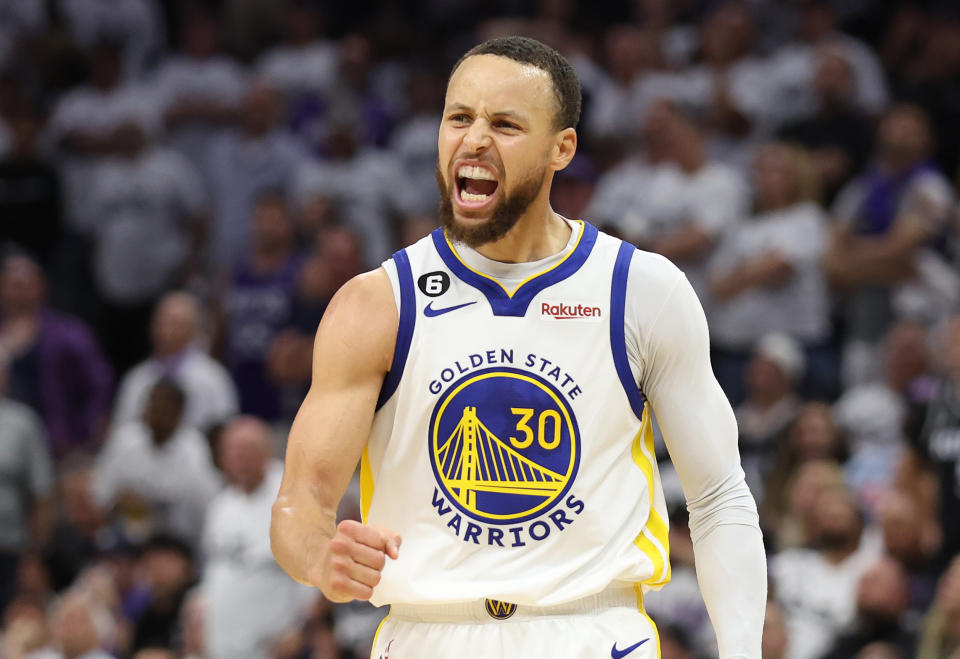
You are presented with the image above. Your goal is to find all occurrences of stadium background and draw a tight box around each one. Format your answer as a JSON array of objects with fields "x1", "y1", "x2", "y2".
[{"x1": 0, "y1": 0, "x2": 959, "y2": 657}]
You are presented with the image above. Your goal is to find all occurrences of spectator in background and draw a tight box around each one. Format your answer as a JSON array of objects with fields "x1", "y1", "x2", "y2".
[
  {"x1": 0, "y1": 358, "x2": 53, "y2": 615},
  {"x1": 41, "y1": 588, "x2": 116, "y2": 659},
  {"x1": 709, "y1": 143, "x2": 831, "y2": 402},
  {"x1": 878, "y1": 491, "x2": 940, "y2": 617},
  {"x1": 616, "y1": 100, "x2": 747, "y2": 316},
  {"x1": 204, "y1": 82, "x2": 305, "y2": 268},
  {"x1": 1, "y1": 596, "x2": 51, "y2": 658},
  {"x1": 0, "y1": 76, "x2": 62, "y2": 269},
  {"x1": 0, "y1": 253, "x2": 112, "y2": 459},
  {"x1": 178, "y1": 588, "x2": 205, "y2": 659},
  {"x1": 56, "y1": 0, "x2": 164, "y2": 80},
  {"x1": 762, "y1": 406, "x2": 849, "y2": 544},
  {"x1": 672, "y1": 0, "x2": 774, "y2": 166},
  {"x1": 778, "y1": 45, "x2": 874, "y2": 203},
  {"x1": 821, "y1": 556, "x2": 917, "y2": 658},
  {"x1": 387, "y1": 70, "x2": 443, "y2": 218},
  {"x1": 736, "y1": 333, "x2": 804, "y2": 500},
  {"x1": 42, "y1": 459, "x2": 111, "y2": 594},
  {"x1": 583, "y1": 25, "x2": 663, "y2": 144},
  {"x1": 917, "y1": 556, "x2": 960, "y2": 659},
  {"x1": 217, "y1": 193, "x2": 304, "y2": 421},
  {"x1": 131, "y1": 535, "x2": 195, "y2": 653},
  {"x1": 321, "y1": 33, "x2": 396, "y2": 148},
  {"x1": 824, "y1": 104, "x2": 956, "y2": 386},
  {"x1": 112, "y1": 291, "x2": 237, "y2": 434},
  {"x1": 255, "y1": 2, "x2": 337, "y2": 106},
  {"x1": 93, "y1": 379, "x2": 220, "y2": 547},
  {"x1": 46, "y1": 41, "x2": 160, "y2": 232},
  {"x1": 762, "y1": 600, "x2": 789, "y2": 659},
  {"x1": 899, "y1": 315, "x2": 960, "y2": 568},
  {"x1": 81, "y1": 122, "x2": 209, "y2": 374},
  {"x1": 767, "y1": 0, "x2": 888, "y2": 124},
  {"x1": 202, "y1": 417, "x2": 314, "y2": 659},
  {"x1": 771, "y1": 484, "x2": 883, "y2": 659},
  {"x1": 292, "y1": 113, "x2": 414, "y2": 267},
  {"x1": 884, "y1": 13, "x2": 960, "y2": 176},
  {"x1": 152, "y1": 8, "x2": 247, "y2": 169},
  {"x1": 268, "y1": 225, "x2": 364, "y2": 392},
  {"x1": 833, "y1": 319, "x2": 928, "y2": 511}
]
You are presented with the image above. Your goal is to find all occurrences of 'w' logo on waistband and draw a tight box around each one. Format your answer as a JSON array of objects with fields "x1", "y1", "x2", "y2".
[{"x1": 484, "y1": 599, "x2": 518, "y2": 620}]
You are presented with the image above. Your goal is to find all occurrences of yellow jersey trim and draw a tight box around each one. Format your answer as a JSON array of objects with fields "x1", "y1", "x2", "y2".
[
  {"x1": 369, "y1": 606, "x2": 392, "y2": 658},
  {"x1": 631, "y1": 409, "x2": 672, "y2": 587},
  {"x1": 443, "y1": 219, "x2": 586, "y2": 298},
  {"x1": 360, "y1": 447, "x2": 374, "y2": 523}
]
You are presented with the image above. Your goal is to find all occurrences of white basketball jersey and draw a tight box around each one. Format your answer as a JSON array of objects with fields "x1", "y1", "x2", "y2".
[{"x1": 363, "y1": 221, "x2": 671, "y2": 607}]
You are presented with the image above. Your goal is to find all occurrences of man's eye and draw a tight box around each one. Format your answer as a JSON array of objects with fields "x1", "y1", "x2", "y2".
[
  {"x1": 449, "y1": 114, "x2": 470, "y2": 123},
  {"x1": 495, "y1": 121, "x2": 518, "y2": 129}
]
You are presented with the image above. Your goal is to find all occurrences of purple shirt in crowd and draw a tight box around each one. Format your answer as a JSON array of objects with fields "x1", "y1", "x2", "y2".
[
  {"x1": 4, "y1": 310, "x2": 113, "y2": 458},
  {"x1": 225, "y1": 253, "x2": 304, "y2": 421}
]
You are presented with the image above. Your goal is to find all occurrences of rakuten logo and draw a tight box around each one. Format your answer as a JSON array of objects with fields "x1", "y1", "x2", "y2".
[{"x1": 540, "y1": 302, "x2": 603, "y2": 321}]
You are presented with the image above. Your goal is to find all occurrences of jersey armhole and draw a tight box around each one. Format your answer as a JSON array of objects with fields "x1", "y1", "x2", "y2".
[
  {"x1": 610, "y1": 241, "x2": 645, "y2": 420},
  {"x1": 376, "y1": 249, "x2": 415, "y2": 410}
]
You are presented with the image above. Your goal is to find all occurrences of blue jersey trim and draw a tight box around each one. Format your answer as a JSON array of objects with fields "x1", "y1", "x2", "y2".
[
  {"x1": 610, "y1": 242, "x2": 645, "y2": 420},
  {"x1": 430, "y1": 222, "x2": 600, "y2": 317},
  {"x1": 377, "y1": 249, "x2": 415, "y2": 410}
]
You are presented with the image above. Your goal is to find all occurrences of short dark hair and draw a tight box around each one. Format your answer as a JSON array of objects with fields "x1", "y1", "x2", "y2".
[{"x1": 450, "y1": 36, "x2": 581, "y2": 131}]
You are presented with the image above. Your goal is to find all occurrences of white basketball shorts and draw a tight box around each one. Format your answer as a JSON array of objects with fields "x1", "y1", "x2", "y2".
[{"x1": 370, "y1": 587, "x2": 661, "y2": 659}]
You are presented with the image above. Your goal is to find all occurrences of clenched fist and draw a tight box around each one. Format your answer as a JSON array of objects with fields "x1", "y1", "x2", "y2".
[{"x1": 312, "y1": 520, "x2": 401, "y2": 602}]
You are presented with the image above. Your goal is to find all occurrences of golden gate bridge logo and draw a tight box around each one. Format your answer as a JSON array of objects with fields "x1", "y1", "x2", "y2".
[{"x1": 430, "y1": 369, "x2": 579, "y2": 524}]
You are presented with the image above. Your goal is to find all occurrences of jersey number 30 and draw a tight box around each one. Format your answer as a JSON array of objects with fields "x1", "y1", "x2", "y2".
[{"x1": 509, "y1": 408, "x2": 562, "y2": 450}]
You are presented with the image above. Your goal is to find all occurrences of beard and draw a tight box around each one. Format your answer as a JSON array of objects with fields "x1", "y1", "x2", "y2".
[{"x1": 436, "y1": 162, "x2": 547, "y2": 249}]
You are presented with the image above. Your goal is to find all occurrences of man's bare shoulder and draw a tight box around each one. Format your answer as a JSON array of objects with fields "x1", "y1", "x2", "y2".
[{"x1": 313, "y1": 268, "x2": 398, "y2": 377}]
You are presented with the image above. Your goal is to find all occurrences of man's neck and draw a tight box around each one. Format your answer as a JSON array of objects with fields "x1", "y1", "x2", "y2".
[{"x1": 472, "y1": 203, "x2": 571, "y2": 264}]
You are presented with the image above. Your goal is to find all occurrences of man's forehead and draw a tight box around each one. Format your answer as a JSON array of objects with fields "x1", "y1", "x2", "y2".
[{"x1": 445, "y1": 54, "x2": 555, "y2": 114}]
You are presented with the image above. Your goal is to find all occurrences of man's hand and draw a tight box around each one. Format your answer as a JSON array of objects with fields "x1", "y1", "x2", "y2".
[{"x1": 313, "y1": 520, "x2": 401, "y2": 602}]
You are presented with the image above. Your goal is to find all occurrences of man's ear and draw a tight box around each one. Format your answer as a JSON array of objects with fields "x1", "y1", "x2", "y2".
[{"x1": 551, "y1": 127, "x2": 577, "y2": 172}]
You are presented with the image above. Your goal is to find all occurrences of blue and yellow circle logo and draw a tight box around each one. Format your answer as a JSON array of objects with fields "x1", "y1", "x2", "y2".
[{"x1": 428, "y1": 367, "x2": 580, "y2": 524}]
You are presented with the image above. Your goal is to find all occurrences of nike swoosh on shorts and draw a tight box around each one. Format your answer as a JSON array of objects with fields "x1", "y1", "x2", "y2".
[{"x1": 611, "y1": 639, "x2": 649, "y2": 658}]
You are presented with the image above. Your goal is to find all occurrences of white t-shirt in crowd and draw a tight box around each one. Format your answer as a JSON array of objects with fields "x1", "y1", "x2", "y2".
[
  {"x1": 202, "y1": 460, "x2": 315, "y2": 659},
  {"x1": 57, "y1": 0, "x2": 164, "y2": 79},
  {"x1": 204, "y1": 130, "x2": 306, "y2": 267},
  {"x1": 709, "y1": 201, "x2": 830, "y2": 348},
  {"x1": 766, "y1": 34, "x2": 889, "y2": 124},
  {"x1": 582, "y1": 156, "x2": 658, "y2": 228},
  {"x1": 82, "y1": 146, "x2": 207, "y2": 304},
  {"x1": 771, "y1": 528, "x2": 883, "y2": 659},
  {"x1": 387, "y1": 114, "x2": 442, "y2": 216},
  {"x1": 152, "y1": 54, "x2": 248, "y2": 166},
  {"x1": 46, "y1": 82, "x2": 163, "y2": 230},
  {"x1": 256, "y1": 41, "x2": 339, "y2": 99},
  {"x1": 293, "y1": 149, "x2": 419, "y2": 266},
  {"x1": 612, "y1": 161, "x2": 748, "y2": 313},
  {"x1": 112, "y1": 348, "x2": 239, "y2": 432},
  {"x1": 93, "y1": 421, "x2": 221, "y2": 545}
]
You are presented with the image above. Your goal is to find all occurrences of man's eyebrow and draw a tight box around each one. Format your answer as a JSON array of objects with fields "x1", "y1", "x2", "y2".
[{"x1": 444, "y1": 103, "x2": 527, "y2": 121}]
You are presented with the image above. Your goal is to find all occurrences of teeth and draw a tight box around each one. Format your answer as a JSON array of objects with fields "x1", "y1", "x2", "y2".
[
  {"x1": 457, "y1": 165, "x2": 495, "y2": 180},
  {"x1": 460, "y1": 189, "x2": 489, "y2": 202}
]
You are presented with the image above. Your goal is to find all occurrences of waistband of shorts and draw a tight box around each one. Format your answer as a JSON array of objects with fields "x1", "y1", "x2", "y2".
[{"x1": 389, "y1": 586, "x2": 641, "y2": 623}]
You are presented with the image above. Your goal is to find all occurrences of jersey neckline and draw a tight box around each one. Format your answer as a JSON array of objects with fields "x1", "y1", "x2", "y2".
[{"x1": 430, "y1": 220, "x2": 599, "y2": 317}]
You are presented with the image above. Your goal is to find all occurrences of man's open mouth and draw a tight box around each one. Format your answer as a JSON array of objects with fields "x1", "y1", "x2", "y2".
[{"x1": 455, "y1": 164, "x2": 500, "y2": 207}]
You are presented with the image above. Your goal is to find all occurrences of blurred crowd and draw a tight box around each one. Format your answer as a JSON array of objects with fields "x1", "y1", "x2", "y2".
[{"x1": 1, "y1": 0, "x2": 960, "y2": 658}]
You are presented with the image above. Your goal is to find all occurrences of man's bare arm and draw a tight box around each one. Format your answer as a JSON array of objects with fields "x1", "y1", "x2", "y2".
[{"x1": 270, "y1": 268, "x2": 400, "y2": 601}]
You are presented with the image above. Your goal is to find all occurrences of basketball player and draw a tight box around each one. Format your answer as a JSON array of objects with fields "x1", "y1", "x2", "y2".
[{"x1": 271, "y1": 37, "x2": 766, "y2": 658}]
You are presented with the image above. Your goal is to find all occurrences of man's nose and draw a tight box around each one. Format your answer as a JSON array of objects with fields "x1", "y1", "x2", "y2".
[{"x1": 463, "y1": 119, "x2": 492, "y2": 152}]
